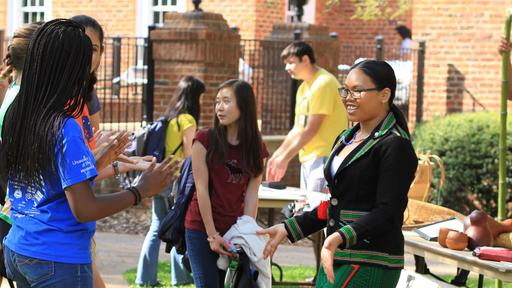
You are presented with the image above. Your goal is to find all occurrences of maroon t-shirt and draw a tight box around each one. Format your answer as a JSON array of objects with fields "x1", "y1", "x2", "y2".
[{"x1": 185, "y1": 129, "x2": 269, "y2": 235}]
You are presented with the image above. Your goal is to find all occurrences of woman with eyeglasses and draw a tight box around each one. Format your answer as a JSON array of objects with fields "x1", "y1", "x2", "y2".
[{"x1": 258, "y1": 60, "x2": 418, "y2": 287}]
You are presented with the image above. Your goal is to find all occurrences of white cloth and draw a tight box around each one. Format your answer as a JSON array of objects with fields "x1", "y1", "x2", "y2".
[
  {"x1": 400, "y1": 38, "x2": 413, "y2": 51},
  {"x1": 217, "y1": 215, "x2": 271, "y2": 288},
  {"x1": 330, "y1": 155, "x2": 344, "y2": 177}
]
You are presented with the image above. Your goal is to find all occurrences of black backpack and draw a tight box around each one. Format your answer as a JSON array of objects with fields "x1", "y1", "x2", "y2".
[
  {"x1": 158, "y1": 155, "x2": 195, "y2": 254},
  {"x1": 224, "y1": 249, "x2": 259, "y2": 288},
  {"x1": 133, "y1": 116, "x2": 182, "y2": 162}
]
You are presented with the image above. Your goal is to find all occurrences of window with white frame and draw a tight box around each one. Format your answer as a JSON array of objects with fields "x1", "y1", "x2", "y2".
[
  {"x1": 152, "y1": 0, "x2": 187, "y2": 26},
  {"x1": 136, "y1": 0, "x2": 186, "y2": 37},
  {"x1": 7, "y1": 0, "x2": 52, "y2": 36},
  {"x1": 22, "y1": 0, "x2": 46, "y2": 24},
  {"x1": 134, "y1": 0, "x2": 185, "y2": 65}
]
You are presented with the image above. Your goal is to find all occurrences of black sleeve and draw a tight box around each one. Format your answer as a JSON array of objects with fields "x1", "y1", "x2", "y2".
[
  {"x1": 283, "y1": 207, "x2": 326, "y2": 243},
  {"x1": 337, "y1": 136, "x2": 418, "y2": 248}
]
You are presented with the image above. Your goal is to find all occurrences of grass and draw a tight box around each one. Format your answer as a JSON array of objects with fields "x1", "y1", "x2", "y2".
[
  {"x1": 125, "y1": 263, "x2": 512, "y2": 287},
  {"x1": 123, "y1": 262, "x2": 316, "y2": 287},
  {"x1": 439, "y1": 275, "x2": 512, "y2": 288}
]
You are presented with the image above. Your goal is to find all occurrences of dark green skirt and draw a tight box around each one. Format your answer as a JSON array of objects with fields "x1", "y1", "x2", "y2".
[{"x1": 316, "y1": 264, "x2": 401, "y2": 288}]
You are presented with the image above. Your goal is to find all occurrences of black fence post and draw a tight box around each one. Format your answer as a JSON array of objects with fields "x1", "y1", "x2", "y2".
[
  {"x1": 416, "y1": 40, "x2": 426, "y2": 123},
  {"x1": 289, "y1": 29, "x2": 301, "y2": 129},
  {"x1": 375, "y1": 35, "x2": 384, "y2": 61},
  {"x1": 112, "y1": 36, "x2": 122, "y2": 98},
  {"x1": 145, "y1": 25, "x2": 156, "y2": 124}
]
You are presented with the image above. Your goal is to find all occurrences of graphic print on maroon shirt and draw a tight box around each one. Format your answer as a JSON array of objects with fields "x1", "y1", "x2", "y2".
[
  {"x1": 184, "y1": 129, "x2": 268, "y2": 235},
  {"x1": 225, "y1": 160, "x2": 244, "y2": 183}
]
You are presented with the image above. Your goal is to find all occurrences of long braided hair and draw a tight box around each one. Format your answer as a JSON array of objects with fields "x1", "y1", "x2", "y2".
[{"x1": 0, "y1": 19, "x2": 92, "y2": 188}]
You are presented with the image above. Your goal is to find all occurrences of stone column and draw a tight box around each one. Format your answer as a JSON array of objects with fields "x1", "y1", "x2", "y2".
[{"x1": 150, "y1": 10, "x2": 240, "y2": 128}]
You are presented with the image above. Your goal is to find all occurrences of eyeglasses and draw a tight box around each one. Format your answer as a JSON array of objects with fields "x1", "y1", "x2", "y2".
[{"x1": 338, "y1": 87, "x2": 380, "y2": 100}]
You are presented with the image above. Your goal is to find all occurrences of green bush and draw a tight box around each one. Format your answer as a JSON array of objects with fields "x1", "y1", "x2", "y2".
[{"x1": 412, "y1": 112, "x2": 512, "y2": 216}]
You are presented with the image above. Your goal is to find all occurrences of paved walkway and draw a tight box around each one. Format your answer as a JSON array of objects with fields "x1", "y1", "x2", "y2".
[
  {"x1": 93, "y1": 232, "x2": 457, "y2": 287},
  {"x1": 94, "y1": 232, "x2": 317, "y2": 287},
  {"x1": 0, "y1": 231, "x2": 456, "y2": 288}
]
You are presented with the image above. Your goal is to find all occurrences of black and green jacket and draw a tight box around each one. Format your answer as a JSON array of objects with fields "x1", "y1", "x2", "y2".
[{"x1": 284, "y1": 112, "x2": 418, "y2": 269}]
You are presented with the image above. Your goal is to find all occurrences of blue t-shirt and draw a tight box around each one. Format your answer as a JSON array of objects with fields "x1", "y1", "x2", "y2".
[{"x1": 4, "y1": 118, "x2": 98, "y2": 264}]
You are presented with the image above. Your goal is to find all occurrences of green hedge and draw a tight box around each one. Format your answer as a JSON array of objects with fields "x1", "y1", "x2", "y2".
[{"x1": 412, "y1": 112, "x2": 512, "y2": 216}]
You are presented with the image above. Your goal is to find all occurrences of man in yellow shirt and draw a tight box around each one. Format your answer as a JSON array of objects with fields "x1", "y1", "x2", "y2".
[{"x1": 266, "y1": 41, "x2": 348, "y2": 192}]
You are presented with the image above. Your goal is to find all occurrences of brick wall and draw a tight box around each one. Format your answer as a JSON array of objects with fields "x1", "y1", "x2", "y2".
[
  {"x1": 52, "y1": 0, "x2": 137, "y2": 36},
  {"x1": 151, "y1": 12, "x2": 240, "y2": 128},
  {"x1": 410, "y1": 0, "x2": 512, "y2": 122},
  {"x1": 255, "y1": 0, "x2": 286, "y2": 40},
  {"x1": 0, "y1": 0, "x2": 6, "y2": 31},
  {"x1": 199, "y1": 0, "x2": 257, "y2": 39},
  {"x1": 315, "y1": 0, "x2": 411, "y2": 47},
  {"x1": 199, "y1": 0, "x2": 285, "y2": 39}
]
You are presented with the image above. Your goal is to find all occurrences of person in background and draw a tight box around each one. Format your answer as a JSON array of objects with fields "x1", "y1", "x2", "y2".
[
  {"x1": 0, "y1": 22, "x2": 42, "y2": 287},
  {"x1": 0, "y1": 23, "x2": 42, "y2": 138},
  {"x1": 71, "y1": 15, "x2": 103, "y2": 133},
  {"x1": 266, "y1": 41, "x2": 347, "y2": 192},
  {"x1": 258, "y1": 60, "x2": 417, "y2": 288},
  {"x1": 395, "y1": 25, "x2": 413, "y2": 56},
  {"x1": 185, "y1": 79, "x2": 268, "y2": 287},
  {"x1": 266, "y1": 41, "x2": 348, "y2": 276},
  {"x1": 136, "y1": 75, "x2": 204, "y2": 287}
]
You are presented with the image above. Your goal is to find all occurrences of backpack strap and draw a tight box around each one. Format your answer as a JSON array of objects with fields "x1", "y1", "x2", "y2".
[
  {"x1": 166, "y1": 113, "x2": 184, "y2": 156},
  {"x1": 169, "y1": 142, "x2": 183, "y2": 156}
]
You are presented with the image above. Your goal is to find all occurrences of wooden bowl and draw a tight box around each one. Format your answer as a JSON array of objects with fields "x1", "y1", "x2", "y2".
[
  {"x1": 438, "y1": 227, "x2": 457, "y2": 248},
  {"x1": 445, "y1": 231, "x2": 468, "y2": 251}
]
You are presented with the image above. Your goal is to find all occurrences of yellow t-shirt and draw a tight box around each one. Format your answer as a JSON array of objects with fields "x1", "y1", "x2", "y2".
[
  {"x1": 164, "y1": 113, "x2": 197, "y2": 159},
  {"x1": 295, "y1": 68, "x2": 348, "y2": 163}
]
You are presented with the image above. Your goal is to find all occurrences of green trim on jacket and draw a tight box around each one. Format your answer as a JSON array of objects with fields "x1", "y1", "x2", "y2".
[{"x1": 334, "y1": 249, "x2": 404, "y2": 269}]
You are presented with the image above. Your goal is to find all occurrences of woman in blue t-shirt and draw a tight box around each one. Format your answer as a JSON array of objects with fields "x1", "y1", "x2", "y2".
[{"x1": 0, "y1": 19, "x2": 180, "y2": 288}]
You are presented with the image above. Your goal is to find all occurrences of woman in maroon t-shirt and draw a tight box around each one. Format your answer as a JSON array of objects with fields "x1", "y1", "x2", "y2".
[{"x1": 184, "y1": 79, "x2": 268, "y2": 287}]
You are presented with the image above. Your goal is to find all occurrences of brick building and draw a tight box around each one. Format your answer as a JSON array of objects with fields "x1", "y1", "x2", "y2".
[
  {"x1": 0, "y1": 0, "x2": 510, "y2": 126},
  {"x1": 408, "y1": 0, "x2": 512, "y2": 123},
  {"x1": 0, "y1": 1, "x2": 406, "y2": 45}
]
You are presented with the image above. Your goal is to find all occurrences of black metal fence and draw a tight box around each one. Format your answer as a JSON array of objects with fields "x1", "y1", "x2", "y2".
[
  {"x1": 239, "y1": 39, "x2": 293, "y2": 135},
  {"x1": 335, "y1": 36, "x2": 425, "y2": 122},
  {"x1": 96, "y1": 34, "x2": 425, "y2": 133},
  {"x1": 239, "y1": 35, "x2": 426, "y2": 134},
  {"x1": 96, "y1": 36, "x2": 149, "y2": 132}
]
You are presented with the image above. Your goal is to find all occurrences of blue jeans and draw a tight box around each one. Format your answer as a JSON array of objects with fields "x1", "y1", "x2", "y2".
[
  {"x1": 136, "y1": 187, "x2": 193, "y2": 285},
  {"x1": 4, "y1": 245, "x2": 92, "y2": 288},
  {"x1": 185, "y1": 229, "x2": 226, "y2": 288}
]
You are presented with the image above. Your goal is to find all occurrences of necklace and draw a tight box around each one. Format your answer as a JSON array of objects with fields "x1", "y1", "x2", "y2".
[{"x1": 341, "y1": 131, "x2": 369, "y2": 145}]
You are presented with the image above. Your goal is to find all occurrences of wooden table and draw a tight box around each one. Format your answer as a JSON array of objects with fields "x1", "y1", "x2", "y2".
[
  {"x1": 404, "y1": 230, "x2": 512, "y2": 287},
  {"x1": 258, "y1": 186, "x2": 305, "y2": 209},
  {"x1": 258, "y1": 186, "x2": 326, "y2": 286}
]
